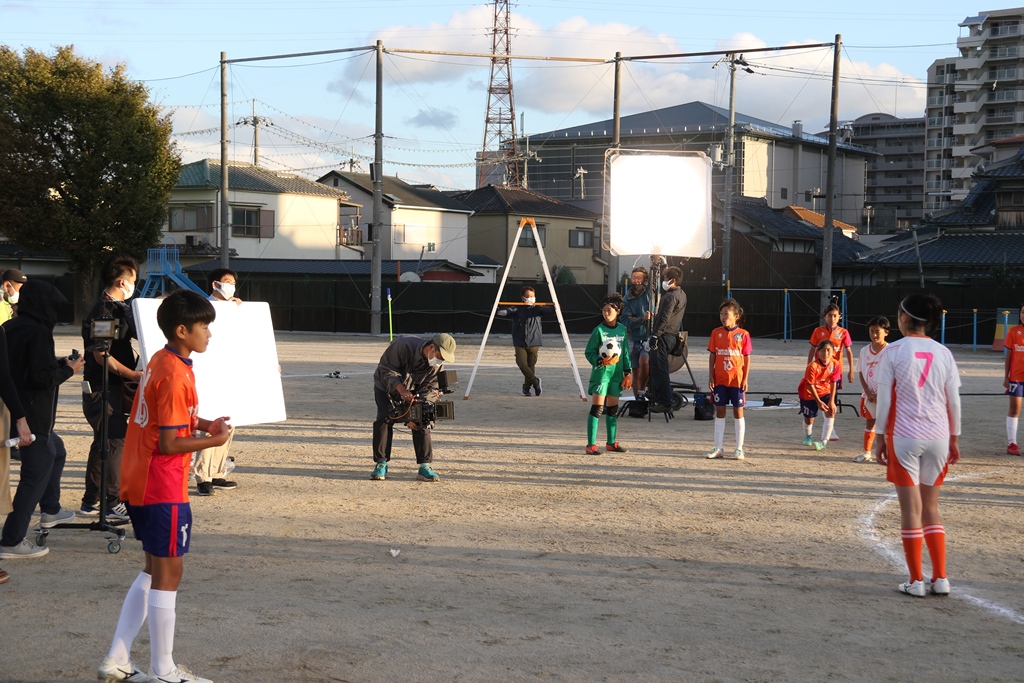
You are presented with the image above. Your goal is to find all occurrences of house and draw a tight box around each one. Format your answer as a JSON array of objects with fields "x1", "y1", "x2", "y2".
[
  {"x1": 782, "y1": 206, "x2": 860, "y2": 239},
  {"x1": 317, "y1": 171, "x2": 473, "y2": 268},
  {"x1": 166, "y1": 160, "x2": 364, "y2": 268},
  {"x1": 451, "y1": 184, "x2": 604, "y2": 286}
]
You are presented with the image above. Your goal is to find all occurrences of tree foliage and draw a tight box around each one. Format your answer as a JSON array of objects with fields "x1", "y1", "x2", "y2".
[{"x1": 0, "y1": 45, "x2": 181, "y2": 312}]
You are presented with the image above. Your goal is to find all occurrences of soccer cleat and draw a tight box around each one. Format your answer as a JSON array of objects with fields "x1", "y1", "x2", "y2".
[
  {"x1": 533, "y1": 377, "x2": 543, "y2": 396},
  {"x1": 212, "y1": 478, "x2": 237, "y2": 490},
  {"x1": 195, "y1": 482, "x2": 215, "y2": 496},
  {"x1": 39, "y1": 508, "x2": 75, "y2": 528},
  {"x1": 98, "y1": 657, "x2": 150, "y2": 682},
  {"x1": 928, "y1": 577, "x2": 951, "y2": 596},
  {"x1": 605, "y1": 442, "x2": 628, "y2": 453},
  {"x1": 0, "y1": 539, "x2": 49, "y2": 559},
  {"x1": 147, "y1": 665, "x2": 213, "y2": 683},
  {"x1": 812, "y1": 441, "x2": 827, "y2": 451},
  {"x1": 853, "y1": 452, "x2": 875, "y2": 463},
  {"x1": 416, "y1": 464, "x2": 439, "y2": 482},
  {"x1": 107, "y1": 501, "x2": 130, "y2": 521},
  {"x1": 585, "y1": 445, "x2": 601, "y2": 455},
  {"x1": 370, "y1": 461, "x2": 388, "y2": 480},
  {"x1": 898, "y1": 580, "x2": 926, "y2": 597},
  {"x1": 705, "y1": 447, "x2": 724, "y2": 459},
  {"x1": 728, "y1": 448, "x2": 745, "y2": 460},
  {"x1": 802, "y1": 435, "x2": 814, "y2": 447},
  {"x1": 1008, "y1": 443, "x2": 1021, "y2": 456}
]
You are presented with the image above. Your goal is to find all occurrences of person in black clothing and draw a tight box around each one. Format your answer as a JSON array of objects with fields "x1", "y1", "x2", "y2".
[
  {"x1": 79, "y1": 255, "x2": 141, "y2": 519},
  {"x1": 497, "y1": 285, "x2": 551, "y2": 396},
  {"x1": 0, "y1": 326, "x2": 35, "y2": 581},
  {"x1": 648, "y1": 266, "x2": 687, "y2": 414},
  {"x1": 0, "y1": 280, "x2": 84, "y2": 559}
]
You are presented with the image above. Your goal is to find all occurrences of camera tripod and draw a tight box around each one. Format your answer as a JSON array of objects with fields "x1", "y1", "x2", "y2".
[{"x1": 35, "y1": 340, "x2": 127, "y2": 553}]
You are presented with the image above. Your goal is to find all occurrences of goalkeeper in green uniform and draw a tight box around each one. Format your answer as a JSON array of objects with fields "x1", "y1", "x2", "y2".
[{"x1": 583, "y1": 294, "x2": 632, "y2": 455}]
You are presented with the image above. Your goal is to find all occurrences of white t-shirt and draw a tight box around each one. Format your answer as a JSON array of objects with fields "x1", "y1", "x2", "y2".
[
  {"x1": 873, "y1": 335, "x2": 961, "y2": 440},
  {"x1": 858, "y1": 343, "x2": 886, "y2": 398}
]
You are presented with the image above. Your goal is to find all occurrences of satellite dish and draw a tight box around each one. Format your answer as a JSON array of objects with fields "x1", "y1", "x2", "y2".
[{"x1": 399, "y1": 272, "x2": 421, "y2": 282}]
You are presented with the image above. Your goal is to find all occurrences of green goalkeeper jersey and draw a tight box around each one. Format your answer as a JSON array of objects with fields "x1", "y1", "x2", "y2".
[{"x1": 584, "y1": 322, "x2": 631, "y2": 384}]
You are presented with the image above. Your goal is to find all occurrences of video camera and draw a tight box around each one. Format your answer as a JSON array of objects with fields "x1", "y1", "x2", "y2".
[
  {"x1": 388, "y1": 370, "x2": 457, "y2": 430},
  {"x1": 85, "y1": 317, "x2": 127, "y2": 353}
]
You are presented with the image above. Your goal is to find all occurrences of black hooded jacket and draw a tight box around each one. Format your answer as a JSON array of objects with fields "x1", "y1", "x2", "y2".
[{"x1": 3, "y1": 280, "x2": 75, "y2": 437}]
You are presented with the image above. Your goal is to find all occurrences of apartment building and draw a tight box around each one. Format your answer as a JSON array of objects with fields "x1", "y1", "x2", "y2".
[{"x1": 849, "y1": 113, "x2": 926, "y2": 231}]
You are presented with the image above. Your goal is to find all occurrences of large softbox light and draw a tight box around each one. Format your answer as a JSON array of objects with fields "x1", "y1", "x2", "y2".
[{"x1": 606, "y1": 150, "x2": 713, "y2": 258}]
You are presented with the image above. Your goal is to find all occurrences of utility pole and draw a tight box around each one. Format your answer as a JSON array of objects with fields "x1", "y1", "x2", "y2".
[
  {"x1": 219, "y1": 52, "x2": 230, "y2": 269},
  {"x1": 722, "y1": 53, "x2": 738, "y2": 294},
  {"x1": 237, "y1": 100, "x2": 271, "y2": 166},
  {"x1": 819, "y1": 35, "x2": 841, "y2": 316},
  {"x1": 371, "y1": 40, "x2": 384, "y2": 336}
]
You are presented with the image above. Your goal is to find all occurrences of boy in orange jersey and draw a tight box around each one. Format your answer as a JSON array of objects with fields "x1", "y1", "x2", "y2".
[
  {"x1": 98, "y1": 291, "x2": 231, "y2": 683},
  {"x1": 854, "y1": 316, "x2": 889, "y2": 463},
  {"x1": 799, "y1": 340, "x2": 837, "y2": 451},
  {"x1": 705, "y1": 299, "x2": 752, "y2": 460},
  {"x1": 807, "y1": 302, "x2": 854, "y2": 442},
  {"x1": 1003, "y1": 303, "x2": 1024, "y2": 456}
]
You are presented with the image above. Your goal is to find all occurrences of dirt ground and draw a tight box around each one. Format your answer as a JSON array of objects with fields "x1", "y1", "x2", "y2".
[{"x1": 3, "y1": 329, "x2": 1023, "y2": 683}]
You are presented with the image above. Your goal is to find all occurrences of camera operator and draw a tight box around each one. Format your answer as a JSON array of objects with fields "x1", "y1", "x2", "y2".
[
  {"x1": 648, "y1": 266, "x2": 687, "y2": 414},
  {"x1": 371, "y1": 333, "x2": 456, "y2": 483},
  {"x1": 79, "y1": 255, "x2": 141, "y2": 520}
]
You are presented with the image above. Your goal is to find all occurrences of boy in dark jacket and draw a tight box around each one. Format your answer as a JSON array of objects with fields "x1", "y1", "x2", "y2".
[
  {"x1": 497, "y1": 285, "x2": 552, "y2": 396},
  {"x1": 0, "y1": 280, "x2": 84, "y2": 558}
]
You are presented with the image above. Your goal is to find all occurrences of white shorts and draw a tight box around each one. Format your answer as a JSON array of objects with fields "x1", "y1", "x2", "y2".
[{"x1": 886, "y1": 435, "x2": 950, "y2": 487}]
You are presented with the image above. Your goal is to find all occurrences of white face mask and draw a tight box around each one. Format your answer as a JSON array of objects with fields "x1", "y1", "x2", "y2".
[
  {"x1": 428, "y1": 356, "x2": 444, "y2": 367},
  {"x1": 120, "y1": 280, "x2": 135, "y2": 300},
  {"x1": 523, "y1": 296, "x2": 536, "y2": 306},
  {"x1": 661, "y1": 279, "x2": 673, "y2": 292},
  {"x1": 215, "y1": 282, "x2": 236, "y2": 300},
  {"x1": 6, "y1": 288, "x2": 18, "y2": 305}
]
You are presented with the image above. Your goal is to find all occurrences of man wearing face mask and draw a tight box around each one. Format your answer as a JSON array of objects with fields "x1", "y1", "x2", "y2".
[
  {"x1": 496, "y1": 285, "x2": 551, "y2": 396},
  {"x1": 623, "y1": 267, "x2": 652, "y2": 404},
  {"x1": 79, "y1": 254, "x2": 141, "y2": 520},
  {"x1": 371, "y1": 333, "x2": 456, "y2": 482},
  {"x1": 648, "y1": 266, "x2": 687, "y2": 414},
  {"x1": 0, "y1": 269, "x2": 27, "y2": 325}
]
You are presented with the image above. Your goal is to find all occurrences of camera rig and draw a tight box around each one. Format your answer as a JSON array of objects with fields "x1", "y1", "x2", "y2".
[{"x1": 388, "y1": 369, "x2": 457, "y2": 430}]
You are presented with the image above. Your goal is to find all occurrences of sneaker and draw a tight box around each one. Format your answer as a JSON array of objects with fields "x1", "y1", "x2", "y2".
[
  {"x1": 705, "y1": 447, "x2": 724, "y2": 459},
  {"x1": 585, "y1": 445, "x2": 600, "y2": 455},
  {"x1": 1008, "y1": 443, "x2": 1021, "y2": 456},
  {"x1": 802, "y1": 435, "x2": 814, "y2": 447},
  {"x1": 147, "y1": 665, "x2": 213, "y2": 683},
  {"x1": 813, "y1": 441, "x2": 827, "y2": 451},
  {"x1": 39, "y1": 508, "x2": 75, "y2": 528},
  {"x1": 416, "y1": 463, "x2": 439, "y2": 482},
  {"x1": 522, "y1": 386, "x2": 531, "y2": 396},
  {"x1": 212, "y1": 478, "x2": 237, "y2": 490},
  {"x1": 533, "y1": 377, "x2": 543, "y2": 396},
  {"x1": 79, "y1": 502, "x2": 100, "y2": 517},
  {"x1": 370, "y1": 461, "x2": 388, "y2": 480},
  {"x1": 605, "y1": 442, "x2": 628, "y2": 453},
  {"x1": 107, "y1": 501, "x2": 130, "y2": 521},
  {"x1": 898, "y1": 579, "x2": 926, "y2": 597},
  {"x1": 929, "y1": 577, "x2": 951, "y2": 596},
  {"x1": 728, "y1": 448, "x2": 745, "y2": 460},
  {"x1": 98, "y1": 657, "x2": 150, "y2": 682},
  {"x1": 0, "y1": 539, "x2": 49, "y2": 558},
  {"x1": 196, "y1": 481, "x2": 215, "y2": 496},
  {"x1": 853, "y1": 452, "x2": 875, "y2": 463}
]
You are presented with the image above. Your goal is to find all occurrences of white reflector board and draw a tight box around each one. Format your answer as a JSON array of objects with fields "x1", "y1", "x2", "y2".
[
  {"x1": 608, "y1": 151, "x2": 713, "y2": 257},
  {"x1": 132, "y1": 298, "x2": 286, "y2": 427}
]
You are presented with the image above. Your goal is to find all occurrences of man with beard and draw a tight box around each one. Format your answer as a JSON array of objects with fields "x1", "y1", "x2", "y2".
[{"x1": 622, "y1": 267, "x2": 652, "y2": 402}]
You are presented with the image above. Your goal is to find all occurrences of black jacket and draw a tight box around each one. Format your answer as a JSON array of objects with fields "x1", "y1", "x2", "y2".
[
  {"x1": 499, "y1": 305, "x2": 547, "y2": 347},
  {"x1": 4, "y1": 280, "x2": 75, "y2": 437},
  {"x1": 652, "y1": 287, "x2": 687, "y2": 337}
]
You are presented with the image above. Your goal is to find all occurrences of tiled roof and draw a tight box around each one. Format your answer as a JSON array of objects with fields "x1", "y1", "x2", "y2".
[
  {"x1": 178, "y1": 160, "x2": 355, "y2": 201},
  {"x1": 182, "y1": 258, "x2": 482, "y2": 277},
  {"x1": 728, "y1": 196, "x2": 869, "y2": 264},
  {"x1": 976, "y1": 146, "x2": 1024, "y2": 179},
  {"x1": 467, "y1": 253, "x2": 502, "y2": 267},
  {"x1": 924, "y1": 179, "x2": 997, "y2": 226},
  {"x1": 450, "y1": 185, "x2": 599, "y2": 220},
  {"x1": 783, "y1": 206, "x2": 858, "y2": 233},
  {"x1": 316, "y1": 172, "x2": 472, "y2": 212},
  {"x1": 861, "y1": 230, "x2": 1024, "y2": 266}
]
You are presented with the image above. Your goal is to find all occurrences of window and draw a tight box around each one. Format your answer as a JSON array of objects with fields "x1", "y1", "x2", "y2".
[
  {"x1": 427, "y1": 242, "x2": 436, "y2": 253},
  {"x1": 569, "y1": 229, "x2": 592, "y2": 248},
  {"x1": 231, "y1": 207, "x2": 274, "y2": 239},
  {"x1": 393, "y1": 223, "x2": 405, "y2": 244},
  {"x1": 519, "y1": 226, "x2": 546, "y2": 247},
  {"x1": 168, "y1": 205, "x2": 213, "y2": 232},
  {"x1": 780, "y1": 187, "x2": 788, "y2": 200}
]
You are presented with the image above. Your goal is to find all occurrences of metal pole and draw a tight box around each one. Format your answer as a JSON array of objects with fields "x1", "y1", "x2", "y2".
[
  {"x1": 973, "y1": 308, "x2": 978, "y2": 352},
  {"x1": 219, "y1": 52, "x2": 230, "y2": 269},
  {"x1": 941, "y1": 309, "x2": 947, "y2": 344},
  {"x1": 370, "y1": 40, "x2": 383, "y2": 336},
  {"x1": 607, "y1": 51, "x2": 622, "y2": 297},
  {"x1": 819, "y1": 35, "x2": 841, "y2": 316},
  {"x1": 612, "y1": 52, "x2": 621, "y2": 146},
  {"x1": 723, "y1": 53, "x2": 736, "y2": 293}
]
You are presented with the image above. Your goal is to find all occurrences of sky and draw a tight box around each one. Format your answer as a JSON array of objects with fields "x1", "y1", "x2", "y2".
[{"x1": 2, "y1": 1, "x2": 988, "y2": 189}]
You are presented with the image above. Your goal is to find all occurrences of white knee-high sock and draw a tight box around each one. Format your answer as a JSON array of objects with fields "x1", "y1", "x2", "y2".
[
  {"x1": 714, "y1": 417, "x2": 726, "y2": 449},
  {"x1": 821, "y1": 417, "x2": 835, "y2": 442},
  {"x1": 1008, "y1": 416, "x2": 1019, "y2": 445},
  {"x1": 804, "y1": 421, "x2": 813, "y2": 436},
  {"x1": 148, "y1": 589, "x2": 177, "y2": 676},
  {"x1": 735, "y1": 418, "x2": 746, "y2": 450},
  {"x1": 107, "y1": 572, "x2": 151, "y2": 664}
]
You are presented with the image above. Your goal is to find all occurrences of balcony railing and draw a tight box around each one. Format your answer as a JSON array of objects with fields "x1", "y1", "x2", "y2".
[
  {"x1": 991, "y1": 24, "x2": 1020, "y2": 37},
  {"x1": 339, "y1": 226, "x2": 364, "y2": 246}
]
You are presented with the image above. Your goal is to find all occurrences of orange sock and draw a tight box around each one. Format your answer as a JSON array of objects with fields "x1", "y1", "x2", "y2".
[
  {"x1": 923, "y1": 524, "x2": 947, "y2": 580},
  {"x1": 863, "y1": 430, "x2": 874, "y2": 451},
  {"x1": 901, "y1": 528, "x2": 924, "y2": 582}
]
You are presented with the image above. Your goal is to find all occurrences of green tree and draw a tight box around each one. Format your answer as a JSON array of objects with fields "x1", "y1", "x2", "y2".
[{"x1": 0, "y1": 46, "x2": 181, "y2": 317}]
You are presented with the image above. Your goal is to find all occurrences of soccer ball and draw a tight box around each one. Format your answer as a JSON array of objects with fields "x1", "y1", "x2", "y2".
[{"x1": 599, "y1": 338, "x2": 621, "y2": 361}]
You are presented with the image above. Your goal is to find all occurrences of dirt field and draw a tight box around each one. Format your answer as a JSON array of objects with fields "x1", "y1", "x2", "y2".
[{"x1": 3, "y1": 329, "x2": 1023, "y2": 683}]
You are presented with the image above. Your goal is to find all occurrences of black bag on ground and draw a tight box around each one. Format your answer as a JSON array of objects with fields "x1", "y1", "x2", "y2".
[
  {"x1": 693, "y1": 391, "x2": 715, "y2": 420},
  {"x1": 762, "y1": 393, "x2": 782, "y2": 407},
  {"x1": 627, "y1": 400, "x2": 648, "y2": 418}
]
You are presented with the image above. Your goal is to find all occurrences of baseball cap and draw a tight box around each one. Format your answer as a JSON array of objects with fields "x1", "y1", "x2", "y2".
[
  {"x1": 3, "y1": 269, "x2": 27, "y2": 284},
  {"x1": 432, "y1": 333, "x2": 456, "y2": 363}
]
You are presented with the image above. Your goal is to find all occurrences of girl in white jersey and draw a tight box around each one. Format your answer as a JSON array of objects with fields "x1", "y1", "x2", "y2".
[{"x1": 872, "y1": 294, "x2": 961, "y2": 598}]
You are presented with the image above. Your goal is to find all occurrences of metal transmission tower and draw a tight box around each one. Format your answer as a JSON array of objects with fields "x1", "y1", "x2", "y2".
[{"x1": 478, "y1": 0, "x2": 519, "y2": 187}]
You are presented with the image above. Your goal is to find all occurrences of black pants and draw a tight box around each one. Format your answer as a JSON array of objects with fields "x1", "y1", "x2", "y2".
[
  {"x1": 648, "y1": 334, "x2": 677, "y2": 407},
  {"x1": 81, "y1": 389, "x2": 127, "y2": 507},
  {"x1": 373, "y1": 387, "x2": 432, "y2": 464},
  {"x1": 2, "y1": 432, "x2": 66, "y2": 546}
]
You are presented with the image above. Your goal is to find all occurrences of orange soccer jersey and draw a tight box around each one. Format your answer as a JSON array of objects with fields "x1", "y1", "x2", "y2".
[
  {"x1": 1005, "y1": 324, "x2": 1024, "y2": 383},
  {"x1": 121, "y1": 347, "x2": 199, "y2": 507},
  {"x1": 798, "y1": 358, "x2": 836, "y2": 401},
  {"x1": 707, "y1": 326, "x2": 752, "y2": 387},
  {"x1": 809, "y1": 325, "x2": 852, "y2": 375}
]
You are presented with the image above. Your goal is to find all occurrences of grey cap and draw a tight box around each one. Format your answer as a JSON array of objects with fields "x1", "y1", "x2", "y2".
[
  {"x1": 432, "y1": 333, "x2": 456, "y2": 363},
  {"x1": 3, "y1": 268, "x2": 27, "y2": 283}
]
